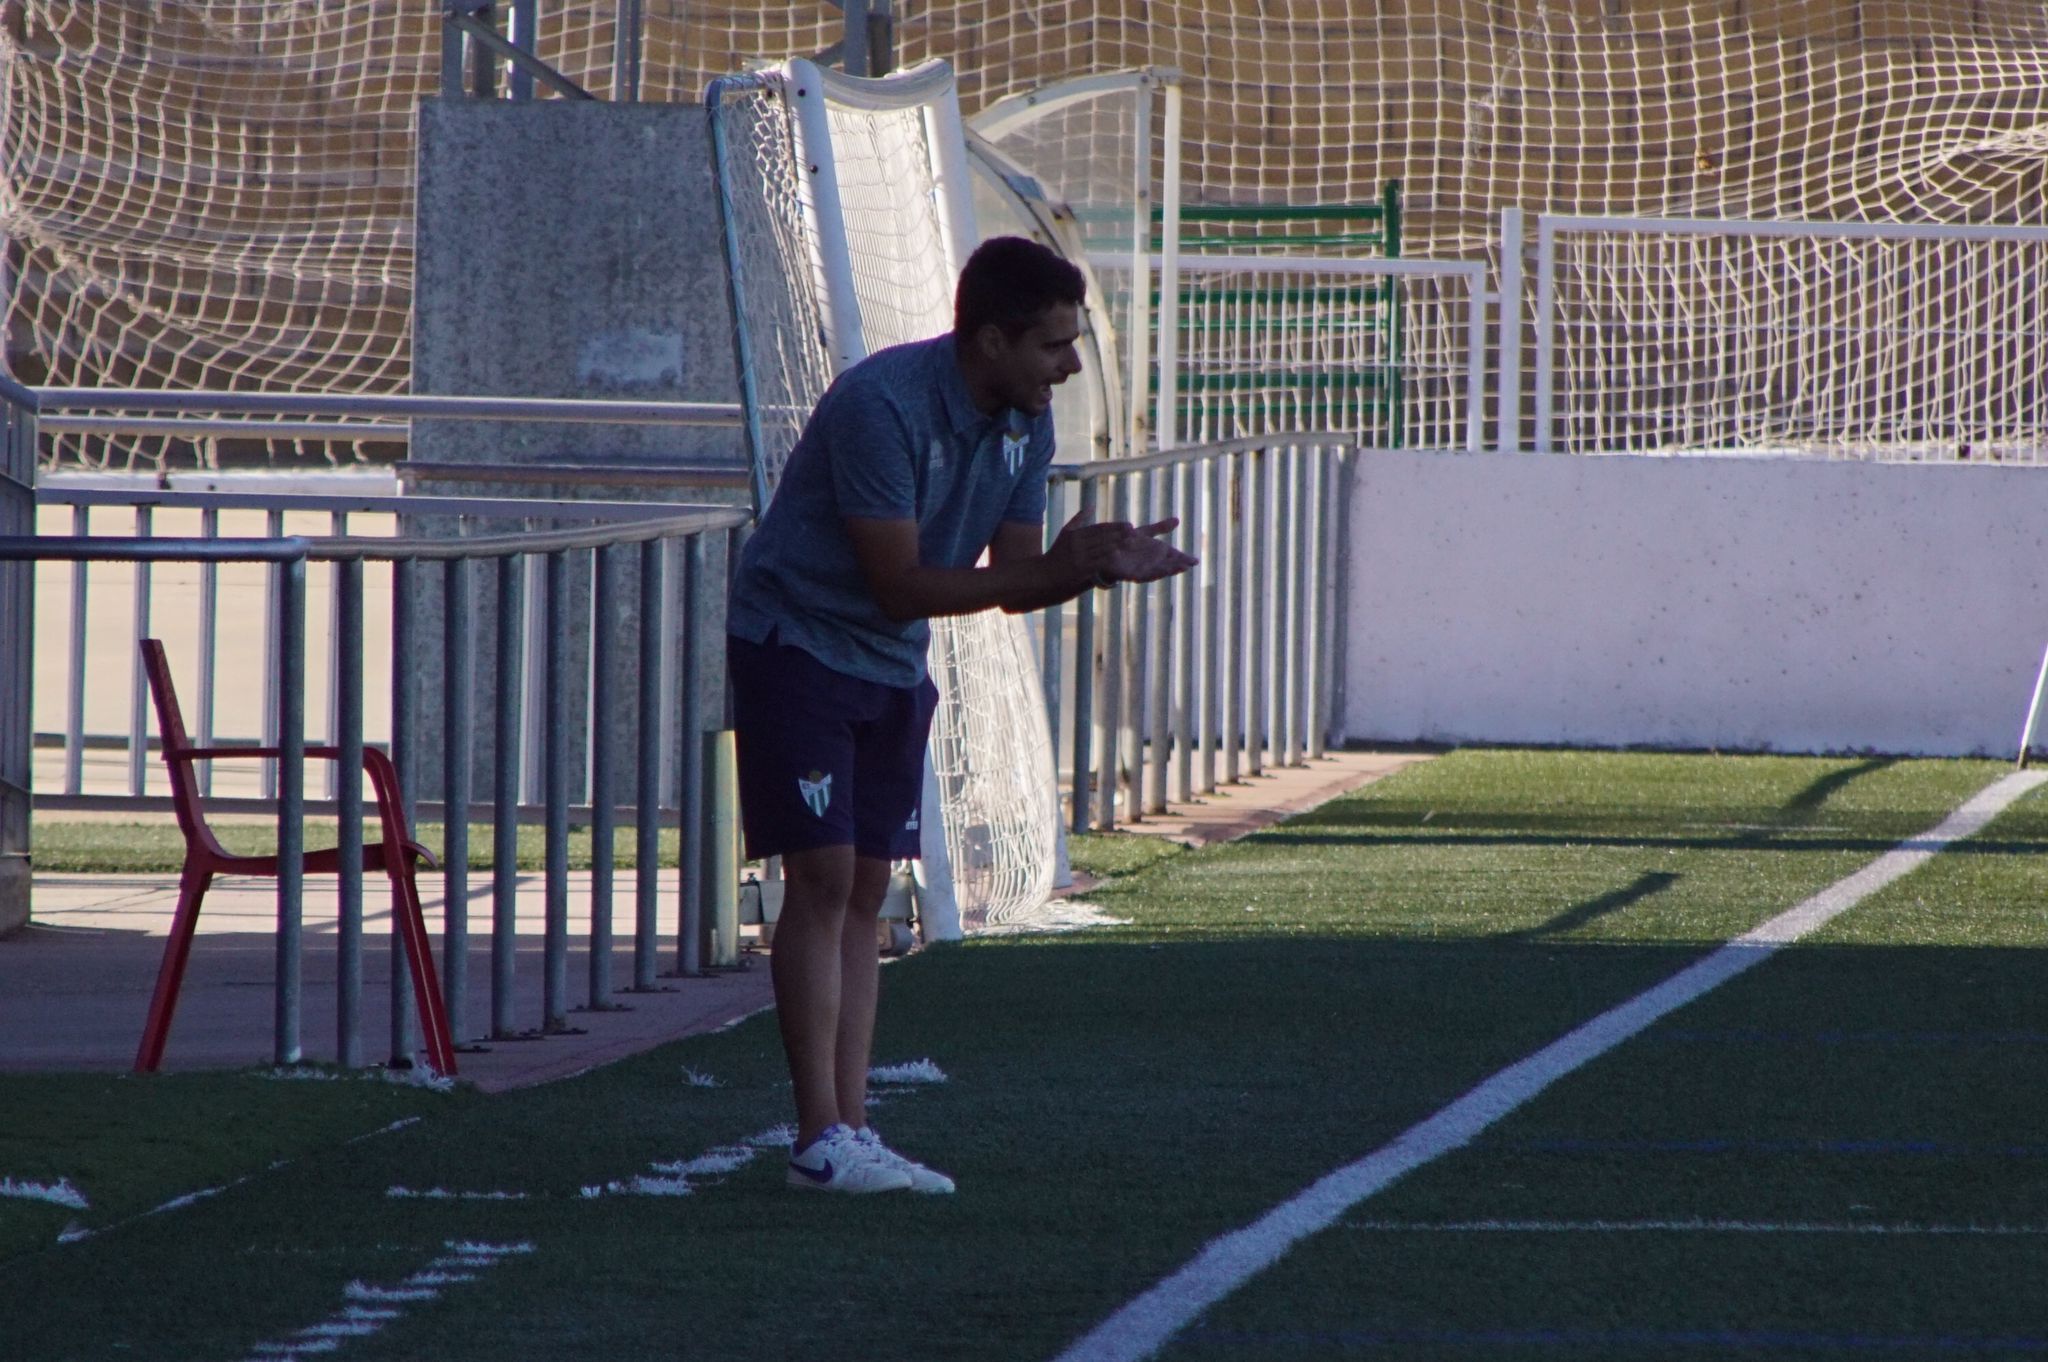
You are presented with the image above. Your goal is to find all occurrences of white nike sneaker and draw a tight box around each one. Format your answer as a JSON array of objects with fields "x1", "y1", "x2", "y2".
[
  {"x1": 854, "y1": 1126, "x2": 956, "y2": 1194},
  {"x1": 786, "y1": 1123, "x2": 912, "y2": 1194}
]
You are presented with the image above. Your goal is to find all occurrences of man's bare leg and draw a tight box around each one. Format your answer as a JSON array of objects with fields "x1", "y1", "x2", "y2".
[
  {"x1": 772, "y1": 845, "x2": 857, "y2": 1149},
  {"x1": 834, "y1": 855, "x2": 894, "y2": 1128}
]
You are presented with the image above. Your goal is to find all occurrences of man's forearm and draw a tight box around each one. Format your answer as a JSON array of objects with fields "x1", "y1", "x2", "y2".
[{"x1": 875, "y1": 554, "x2": 1092, "y2": 622}]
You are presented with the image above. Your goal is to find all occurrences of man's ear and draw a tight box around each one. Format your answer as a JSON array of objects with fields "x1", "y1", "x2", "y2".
[{"x1": 973, "y1": 321, "x2": 1009, "y2": 363}]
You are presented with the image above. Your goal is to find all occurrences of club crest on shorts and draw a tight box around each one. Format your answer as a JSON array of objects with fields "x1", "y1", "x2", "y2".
[{"x1": 797, "y1": 769, "x2": 832, "y2": 818}]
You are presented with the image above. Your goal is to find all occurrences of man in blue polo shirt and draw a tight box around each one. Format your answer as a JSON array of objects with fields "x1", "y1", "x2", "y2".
[{"x1": 728, "y1": 236, "x2": 1196, "y2": 1194}]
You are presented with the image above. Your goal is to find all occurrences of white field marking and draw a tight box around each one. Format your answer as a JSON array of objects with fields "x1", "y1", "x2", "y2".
[
  {"x1": 1051, "y1": 769, "x2": 2048, "y2": 1362},
  {"x1": 976, "y1": 899, "x2": 1131, "y2": 937},
  {"x1": 0, "y1": 1176, "x2": 88, "y2": 1209},
  {"x1": 711, "y1": 1002, "x2": 775, "y2": 1034},
  {"x1": 344, "y1": 1116, "x2": 422, "y2": 1145},
  {"x1": 242, "y1": 1241, "x2": 532, "y2": 1362},
  {"x1": 581, "y1": 1124, "x2": 791, "y2": 1198},
  {"x1": 869, "y1": 1058, "x2": 948, "y2": 1085},
  {"x1": 384, "y1": 1186, "x2": 530, "y2": 1201},
  {"x1": 1348, "y1": 1218, "x2": 2048, "y2": 1235},
  {"x1": 259, "y1": 1067, "x2": 457, "y2": 1093},
  {"x1": 681, "y1": 1066, "x2": 723, "y2": 1088}
]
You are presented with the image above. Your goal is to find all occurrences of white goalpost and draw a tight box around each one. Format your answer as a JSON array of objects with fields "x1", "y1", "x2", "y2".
[{"x1": 708, "y1": 57, "x2": 1060, "y2": 935}]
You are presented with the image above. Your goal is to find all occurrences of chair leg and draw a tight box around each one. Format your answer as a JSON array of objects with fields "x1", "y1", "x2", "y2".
[
  {"x1": 134, "y1": 863, "x2": 214, "y2": 1072},
  {"x1": 389, "y1": 861, "x2": 457, "y2": 1077}
]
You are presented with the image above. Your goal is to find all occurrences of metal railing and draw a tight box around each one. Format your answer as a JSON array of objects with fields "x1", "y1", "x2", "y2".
[
  {"x1": 4, "y1": 379, "x2": 753, "y2": 1068},
  {"x1": 1044, "y1": 432, "x2": 1352, "y2": 832},
  {"x1": 2, "y1": 500, "x2": 750, "y2": 1068}
]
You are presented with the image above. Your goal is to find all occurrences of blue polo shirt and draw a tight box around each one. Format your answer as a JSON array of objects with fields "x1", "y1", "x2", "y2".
[{"x1": 726, "y1": 334, "x2": 1057, "y2": 687}]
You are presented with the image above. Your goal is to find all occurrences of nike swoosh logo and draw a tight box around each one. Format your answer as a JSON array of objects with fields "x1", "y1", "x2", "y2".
[{"x1": 790, "y1": 1159, "x2": 835, "y2": 1184}]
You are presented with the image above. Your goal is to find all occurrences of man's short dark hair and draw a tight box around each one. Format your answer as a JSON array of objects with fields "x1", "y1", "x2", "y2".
[{"x1": 954, "y1": 236, "x2": 1087, "y2": 340}]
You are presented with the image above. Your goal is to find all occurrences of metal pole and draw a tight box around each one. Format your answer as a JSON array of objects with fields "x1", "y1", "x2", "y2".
[
  {"x1": 1173, "y1": 458, "x2": 1195, "y2": 804},
  {"x1": 128, "y1": 506, "x2": 153, "y2": 797},
  {"x1": 443, "y1": 555, "x2": 474, "y2": 1041},
  {"x1": 197, "y1": 507, "x2": 219, "y2": 795},
  {"x1": 274, "y1": 556, "x2": 306, "y2": 1067},
  {"x1": 336, "y1": 558, "x2": 365, "y2": 1068},
  {"x1": 263, "y1": 508, "x2": 283, "y2": 798},
  {"x1": 1289, "y1": 443, "x2": 1311, "y2": 763},
  {"x1": 543, "y1": 550, "x2": 570, "y2": 1031},
  {"x1": 509, "y1": 0, "x2": 537, "y2": 101},
  {"x1": 491, "y1": 554, "x2": 524, "y2": 1039},
  {"x1": 1097, "y1": 477, "x2": 1126, "y2": 829},
  {"x1": 1306, "y1": 448, "x2": 1329, "y2": 760},
  {"x1": 1146, "y1": 469, "x2": 1171, "y2": 815},
  {"x1": 325, "y1": 512, "x2": 347, "y2": 801},
  {"x1": 1041, "y1": 479, "x2": 1066, "y2": 763},
  {"x1": 1223, "y1": 452, "x2": 1244, "y2": 784},
  {"x1": 1200, "y1": 453, "x2": 1221, "y2": 794},
  {"x1": 63, "y1": 504, "x2": 86, "y2": 795},
  {"x1": 677, "y1": 535, "x2": 706, "y2": 977},
  {"x1": 1534, "y1": 214, "x2": 1557, "y2": 454},
  {"x1": 1246, "y1": 449, "x2": 1267, "y2": 776},
  {"x1": 588, "y1": 545, "x2": 617, "y2": 1009},
  {"x1": 611, "y1": 0, "x2": 643, "y2": 101},
  {"x1": 1070, "y1": 480, "x2": 1097, "y2": 832},
  {"x1": 1498, "y1": 207, "x2": 1524, "y2": 454},
  {"x1": 634, "y1": 538, "x2": 664, "y2": 989},
  {"x1": 389, "y1": 558, "x2": 419, "y2": 1066}
]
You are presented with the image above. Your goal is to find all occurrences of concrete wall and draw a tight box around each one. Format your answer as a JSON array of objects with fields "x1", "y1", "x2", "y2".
[{"x1": 1341, "y1": 450, "x2": 2048, "y2": 757}]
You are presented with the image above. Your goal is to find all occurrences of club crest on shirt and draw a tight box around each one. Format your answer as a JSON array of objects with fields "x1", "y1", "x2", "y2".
[
  {"x1": 798, "y1": 769, "x2": 832, "y2": 818},
  {"x1": 1002, "y1": 431, "x2": 1028, "y2": 475}
]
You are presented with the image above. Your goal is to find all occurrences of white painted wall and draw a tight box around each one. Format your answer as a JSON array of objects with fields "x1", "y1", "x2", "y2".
[{"x1": 1341, "y1": 450, "x2": 2048, "y2": 757}]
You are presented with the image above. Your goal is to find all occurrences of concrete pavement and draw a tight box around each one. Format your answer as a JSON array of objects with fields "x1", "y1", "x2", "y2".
[{"x1": 1, "y1": 751, "x2": 1429, "y2": 1090}]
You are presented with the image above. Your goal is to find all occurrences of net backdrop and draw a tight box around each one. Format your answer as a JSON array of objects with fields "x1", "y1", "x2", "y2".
[{"x1": 6, "y1": 1, "x2": 2048, "y2": 465}]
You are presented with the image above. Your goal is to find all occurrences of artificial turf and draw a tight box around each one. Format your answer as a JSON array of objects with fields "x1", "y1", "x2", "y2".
[{"x1": 4, "y1": 751, "x2": 2045, "y2": 1361}]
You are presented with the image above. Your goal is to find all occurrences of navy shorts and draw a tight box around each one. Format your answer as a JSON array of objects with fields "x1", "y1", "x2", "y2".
[{"x1": 727, "y1": 632, "x2": 939, "y2": 862}]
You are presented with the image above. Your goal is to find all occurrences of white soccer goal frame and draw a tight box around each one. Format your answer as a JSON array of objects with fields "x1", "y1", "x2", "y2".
[
  {"x1": 972, "y1": 67, "x2": 1184, "y2": 456},
  {"x1": 708, "y1": 57, "x2": 1063, "y2": 940},
  {"x1": 1531, "y1": 213, "x2": 2048, "y2": 458}
]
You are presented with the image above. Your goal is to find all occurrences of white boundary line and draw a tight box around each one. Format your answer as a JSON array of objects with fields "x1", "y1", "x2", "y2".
[
  {"x1": 1347, "y1": 1218, "x2": 2048, "y2": 1236},
  {"x1": 1052, "y1": 770, "x2": 2048, "y2": 1362}
]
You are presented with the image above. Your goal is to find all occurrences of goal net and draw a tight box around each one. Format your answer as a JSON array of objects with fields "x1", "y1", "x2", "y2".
[
  {"x1": 11, "y1": 2, "x2": 2048, "y2": 467},
  {"x1": 1535, "y1": 216, "x2": 2048, "y2": 458},
  {"x1": 708, "y1": 57, "x2": 1059, "y2": 933}
]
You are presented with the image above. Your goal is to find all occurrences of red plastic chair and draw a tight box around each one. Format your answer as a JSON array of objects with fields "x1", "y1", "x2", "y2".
[{"x1": 134, "y1": 638, "x2": 457, "y2": 1077}]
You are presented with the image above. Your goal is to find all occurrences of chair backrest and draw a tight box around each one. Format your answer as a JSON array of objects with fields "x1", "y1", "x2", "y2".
[{"x1": 139, "y1": 638, "x2": 226, "y2": 857}]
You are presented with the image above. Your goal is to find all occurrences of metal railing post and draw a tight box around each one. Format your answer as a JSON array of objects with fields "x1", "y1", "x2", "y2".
[
  {"x1": 543, "y1": 549, "x2": 571, "y2": 1032},
  {"x1": 1145, "y1": 469, "x2": 1171, "y2": 815},
  {"x1": 263, "y1": 508, "x2": 284, "y2": 798},
  {"x1": 1173, "y1": 458, "x2": 1196, "y2": 804},
  {"x1": 443, "y1": 555, "x2": 474, "y2": 1041},
  {"x1": 128, "y1": 505, "x2": 153, "y2": 797},
  {"x1": 63, "y1": 504, "x2": 87, "y2": 795},
  {"x1": 274, "y1": 555, "x2": 307, "y2": 1067},
  {"x1": 336, "y1": 557, "x2": 365, "y2": 1068},
  {"x1": 634, "y1": 538, "x2": 664, "y2": 990},
  {"x1": 587, "y1": 544, "x2": 618, "y2": 1010},
  {"x1": 1070, "y1": 478, "x2": 1098, "y2": 832},
  {"x1": 389, "y1": 558, "x2": 419, "y2": 1066},
  {"x1": 1289, "y1": 443, "x2": 1311, "y2": 763},
  {"x1": 1246, "y1": 449, "x2": 1268, "y2": 776},
  {"x1": 197, "y1": 506, "x2": 219, "y2": 794},
  {"x1": 1200, "y1": 453, "x2": 1221, "y2": 794},
  {"x1": 1097, "y1": 476, "x2": 1126, "y2": 829},
  {"x1": 491, "y1": 553, "x2": 524, "y2": 1040},
  {"x1": 1223, "y1": 452, "x2": 1244, "y2": 784},
  {"x1": 677, "y1": 534, "x2": 706, "y2": 977}
]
